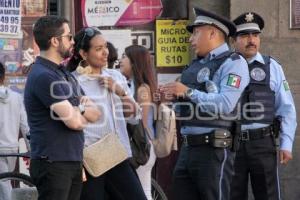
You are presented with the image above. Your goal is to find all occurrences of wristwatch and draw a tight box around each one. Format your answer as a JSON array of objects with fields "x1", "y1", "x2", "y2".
[
  {"x1": 78, "y1": 103, "x2": 86, "y2": 115},
  {"x1": 185, "y1": 88, "x2": 194, "y2": 99}
]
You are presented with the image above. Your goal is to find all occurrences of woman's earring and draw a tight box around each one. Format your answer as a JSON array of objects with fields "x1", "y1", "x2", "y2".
[{"x1": 76, "y1": 60, "x2": 93, "y2": 75}]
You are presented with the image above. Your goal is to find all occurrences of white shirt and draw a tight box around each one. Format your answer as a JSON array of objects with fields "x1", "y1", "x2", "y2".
[{"x1": 73, "y1": 69, "x2": 136, "y2": 157}]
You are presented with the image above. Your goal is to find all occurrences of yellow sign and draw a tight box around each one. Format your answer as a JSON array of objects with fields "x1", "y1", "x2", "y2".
[{"x1": 156, "y1": 20, "x2": 190, "y2": 67}]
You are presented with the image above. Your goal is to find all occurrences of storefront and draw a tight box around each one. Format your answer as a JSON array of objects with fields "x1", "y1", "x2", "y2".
[{"x1": 0, "y1": 0, "x2": 60, "y2": 92}]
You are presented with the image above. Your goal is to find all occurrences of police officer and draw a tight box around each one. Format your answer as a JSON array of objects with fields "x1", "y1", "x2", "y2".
[
  {"x1": 230, "y1": 12, "x2": 297, "y2": 200},
  {"x1": 159, "y1": 7, "x2": 250, "y2": 200}
]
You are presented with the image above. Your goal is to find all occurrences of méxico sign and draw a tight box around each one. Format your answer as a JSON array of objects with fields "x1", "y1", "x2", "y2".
[{"x1": 82, "y1": 0, "x2": 163, "y2": 27}]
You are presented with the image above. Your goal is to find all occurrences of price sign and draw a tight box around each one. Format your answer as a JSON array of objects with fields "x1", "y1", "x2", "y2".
[
  {"x1": 156, "y1": 20, "x2": 190, "y2": 67},
  {"x1": 0, "y1": 0, "x2": 21, "y2": 35}
]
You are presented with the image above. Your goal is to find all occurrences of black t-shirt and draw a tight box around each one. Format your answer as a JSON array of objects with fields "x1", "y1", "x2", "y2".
[{"x1": 24, "y1": 57, "x2": 84, "y2": 161}]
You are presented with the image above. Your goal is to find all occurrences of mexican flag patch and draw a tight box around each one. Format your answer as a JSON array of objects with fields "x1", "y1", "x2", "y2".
[
  {"x1": 283, "y1": 80, "x2": 290, "y2": 91},
  {"x1": 227, "y1": 74, "x2": 241, "y2": 88}
]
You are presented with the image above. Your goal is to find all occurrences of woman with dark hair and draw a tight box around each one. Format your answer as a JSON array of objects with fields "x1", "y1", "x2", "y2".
[
  {"x1": 67, "y1": 28, "x2": 147, "y2": 200},
  {"x1": 107, "y1": 41, "x2": 119, "y2": 69},
  {"x1": 120, "y1": 45, "x2": 157, "y2": 200}
]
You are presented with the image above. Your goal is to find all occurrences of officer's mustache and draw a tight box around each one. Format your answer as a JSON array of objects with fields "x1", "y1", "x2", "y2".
[{"x1": 246, "y1": 43, "x2": 256, "y2": 49}]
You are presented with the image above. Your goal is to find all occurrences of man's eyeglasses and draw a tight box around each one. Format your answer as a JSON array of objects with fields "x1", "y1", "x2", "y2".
[
  {"x1": 77, "y1": 27, "x2": 100, "y2": 49},
  {"x1": 56, "y1": 34, "x2": 73, "y2": 41}
]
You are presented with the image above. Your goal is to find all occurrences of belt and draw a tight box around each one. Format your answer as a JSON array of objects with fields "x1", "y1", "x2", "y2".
[
  {"x1": 239, "y1": 126, "x2": 273, "y2": 141},
  {"x1": 182, "y1": 133, "x2": 212, "y2": 146},
  {"x1": 182, "y1": 120, "x2": 234, "y2": 129}
]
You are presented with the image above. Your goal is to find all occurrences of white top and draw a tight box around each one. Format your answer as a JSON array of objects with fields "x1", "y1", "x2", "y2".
[{"x1": 73, "y1": 68, "x2": 136, "y2": 157}]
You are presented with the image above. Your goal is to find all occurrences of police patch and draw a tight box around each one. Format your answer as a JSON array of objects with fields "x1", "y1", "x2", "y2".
[
  {"x1": 197, "y1": 67, "x2": 210, "y2": 83},
  {"x1": 283, "y1": 80, "x2": 290, "y2": 91},
  {"x1": 250, "y1": 67, "x2": 266, "y2": 81},
  {"x1": 227, "y1": 74, "x2": 241, "y2": 88}
]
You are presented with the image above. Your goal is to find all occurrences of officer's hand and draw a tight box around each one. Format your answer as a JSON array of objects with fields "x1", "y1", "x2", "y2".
[
  {"x1": 279, "y1": 150, "x2": 292, "y2": 165},
  {"x1": 159, "y1": 82, "x2": 188, "y2": 98}
]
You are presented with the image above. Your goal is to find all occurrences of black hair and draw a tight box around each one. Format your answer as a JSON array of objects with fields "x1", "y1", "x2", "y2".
[
  {"x1": 0, "y1": 62, "x2": 5, "y2": 82},
  {"x1": 33, "y1": 16, "x2": 69, "y2": 51},
  {"x1": 66, "y1": 27, "x2": 102, "y2": 72},
  {"x1": 107, "y1": 42, "x2": 118, "y2": 69}
]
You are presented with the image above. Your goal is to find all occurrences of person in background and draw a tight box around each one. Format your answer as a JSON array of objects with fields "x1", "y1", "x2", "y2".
[
  {"x1": 67, "y1": 27, "x2": 147, "y2": 200},
  {"x1": 120, "y1": 44, "x2": 157, "y2": 200},
  {"x1": 107, "y1": 42, "x2": 119, "y2": 69},
  {"x1": 0, "y1": 62, "x2": 30, "y2": 200},
  {"x1": 24, "y1": 16, "x2": 100, "y2": 200},
  {"x1": 230, "y1": 12, "x2": 297, "y2": 200}
]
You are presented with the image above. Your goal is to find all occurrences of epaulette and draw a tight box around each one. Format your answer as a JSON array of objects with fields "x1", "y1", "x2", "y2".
[
  {"x1": 230, "y1": 52, "x2": 241, "y2": 61},
  {"x1": 269, "y1": 56, "x2": 281, "y2": 65}
]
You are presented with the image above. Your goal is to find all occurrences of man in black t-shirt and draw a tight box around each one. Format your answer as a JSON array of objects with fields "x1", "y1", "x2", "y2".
[{"x1": 24, "y1": 16, "x2": 100, "y2": 200}]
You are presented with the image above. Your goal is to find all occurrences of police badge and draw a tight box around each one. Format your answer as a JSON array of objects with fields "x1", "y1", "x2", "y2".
[
  {"x1": 250, "y1": 67, "x2": 266, "y2": 81},
  {"x1": 197, "y1": 67, "x2": 210, "y2": 83}
]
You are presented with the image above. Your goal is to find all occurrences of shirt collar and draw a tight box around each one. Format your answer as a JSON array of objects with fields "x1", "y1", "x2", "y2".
[
  {"x1": 247, "y1": 52, "x2": 264, "y2": 64},
  {"x1": 200, "y1": 43, "x2": 229, "y2": 63},
  {"x1": 35, "y1": 56, "x2": 61, "y2": 71},
  {"x1": 210, "y1": 43, "x2": 229, "y2": 59}
]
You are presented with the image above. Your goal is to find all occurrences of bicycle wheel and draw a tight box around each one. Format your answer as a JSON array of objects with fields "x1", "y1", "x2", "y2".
[
  {"x1": 0, "y1": 172, "x2": 37, "y2": 200},
  {"x1": 151, "y1": 178, "x2": 168, "y2": 200}
]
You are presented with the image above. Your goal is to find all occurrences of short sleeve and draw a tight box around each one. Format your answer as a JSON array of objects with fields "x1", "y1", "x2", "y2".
[{"x1": 33, "y1": 72, "x2": 75, "y2": 108}]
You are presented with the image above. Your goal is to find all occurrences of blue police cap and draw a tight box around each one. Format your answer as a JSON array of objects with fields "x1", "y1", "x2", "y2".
[
  {"x1": 186, "y1": 7, "x2": 236, "y2": 37},
  {"x1": 233, "y1": 12, "x2": 264, "y2": 35}
]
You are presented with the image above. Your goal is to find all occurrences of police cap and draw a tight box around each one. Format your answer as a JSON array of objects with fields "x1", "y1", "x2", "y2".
[
  {"x1": 233, "y1": 12, "x2": 264, "y2": 35},
  {"x1": 186, "y1": 7, "x2": 236, "y2": 37}
]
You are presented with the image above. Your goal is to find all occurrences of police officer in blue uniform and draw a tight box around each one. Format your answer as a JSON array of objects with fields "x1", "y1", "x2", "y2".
[
  {"x1": 230, "y1": 12, "x2": 297, "y2": 200},
  {"x1": 159, "y1": 7, "x2": 250, "y2": 200}
]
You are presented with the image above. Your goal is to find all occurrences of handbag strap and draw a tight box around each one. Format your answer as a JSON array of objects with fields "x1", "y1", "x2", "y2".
[{"x1": 108, "y1": 91, "x2": 118, "y2": 134}]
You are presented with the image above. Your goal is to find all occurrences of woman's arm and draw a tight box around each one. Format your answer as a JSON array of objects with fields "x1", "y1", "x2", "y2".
[{"x1": 137, "y1": 84, "x2": 152, "y2": 129}]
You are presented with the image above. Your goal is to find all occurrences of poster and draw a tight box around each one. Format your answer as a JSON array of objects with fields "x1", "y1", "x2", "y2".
[
  {"x1": 156, "y1": 20, "x2": 190, "y2": 67},
  {"x1": 0, "y1": 35, "x2": 22, "y2": 75},
  {"x1": 21, "y1": 25, "x2": 39, "y2": 68},
  {"x1": 0, "y1": 0, "x2": 22, "y2": 35},
  {"x1": 82, "y1": 0, "x2": 163, "y2": 27},
  {"x1": 101, "y1": 29, "x2": 132, "y2": 58},
  {"x1": 21, "y1": 0, "x2": 47, "y2": 17}
]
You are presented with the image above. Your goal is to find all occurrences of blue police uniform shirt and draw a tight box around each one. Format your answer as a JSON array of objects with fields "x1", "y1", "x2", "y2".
[
  {"x1": 181, "y1": 43, "x2": 250, "y2": 135},
  {"x1": 24, "y1": 57, "x2": 84, "y2": 161},
  {"x1": 242, "y1": 52, "x2": 297, "y2": 152}
]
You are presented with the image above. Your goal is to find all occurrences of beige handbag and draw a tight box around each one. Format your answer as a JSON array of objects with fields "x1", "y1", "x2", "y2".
[
  {"x1": 152, "y1": 103, "x2": 177, "y2": 158},
  {"x1": 83, "y1": 93, "x2": 128, "y2": 177}
]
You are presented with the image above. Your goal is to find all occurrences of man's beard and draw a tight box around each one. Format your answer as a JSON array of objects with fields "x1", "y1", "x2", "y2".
[{"x1": 58, "y1": 43, "x2": 72, "y2": 59}]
